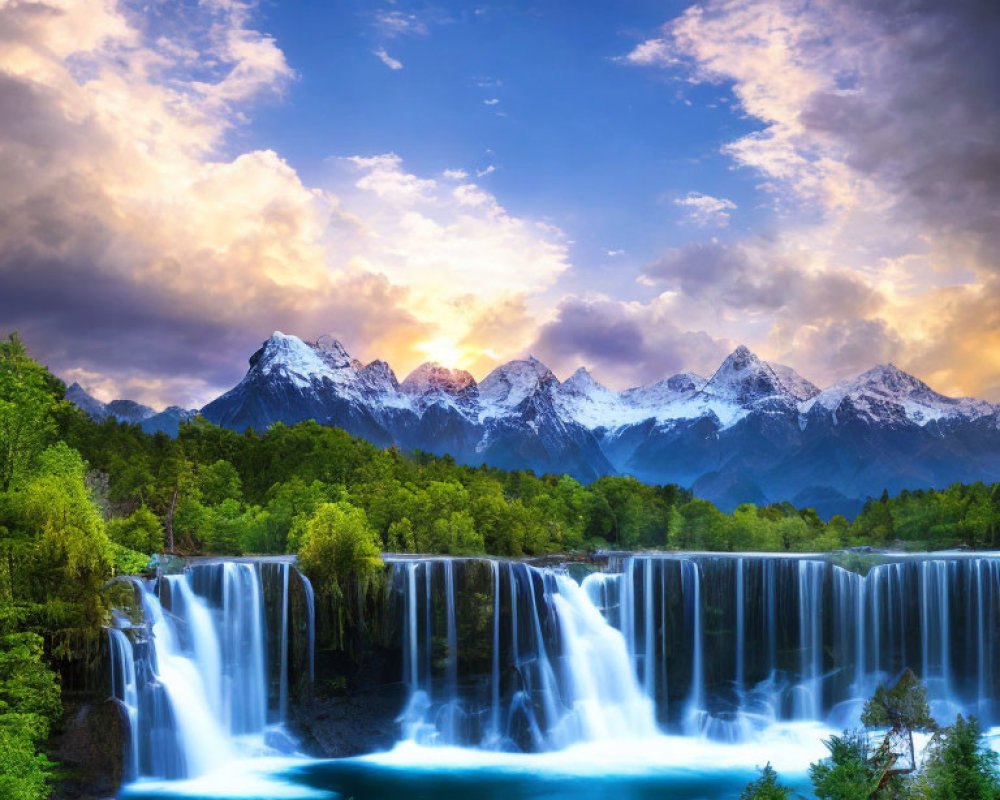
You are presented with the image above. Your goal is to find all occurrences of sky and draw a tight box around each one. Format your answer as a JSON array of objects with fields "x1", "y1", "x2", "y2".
[{"x1": 1, "y1": 0, "x2": 999, "y2": 408}]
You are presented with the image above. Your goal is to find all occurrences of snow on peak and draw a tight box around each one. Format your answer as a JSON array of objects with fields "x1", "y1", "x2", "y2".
[
  {"x1": 250, "y1": 332, "x2": 342, "y2": 390},
  {"x1": 479, "y1": 357, "x2": 558, "y2": 414},
  {"x1": 562, "y1": 367, "x2": 603, "y2": 394},
  {"x1": 360, "y1": 359, "x2": 400, "y2": 394},
  {"x1": 311, "y1": 334, "x2": 357, "y2": 371},
  {"x1": 553, "y1": 367, "x2": 631, "y2": 428},
  {"x1": 665, "y1": 372, "x2": 707, "y2": 393},
  {"x1": 804, "y1": 363, "x2": 994, "y2": 425},
  {"x1": 768, "y1": 362, "x2": 820, "y2": 401},
  {"x1": 703, "y1": 346, "x2": 789, "y2": 405},
  {"x1": 401, "y1": 362, "x2": 476, "y2": 396}
]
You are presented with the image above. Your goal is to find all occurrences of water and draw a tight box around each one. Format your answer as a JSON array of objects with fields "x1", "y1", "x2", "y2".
[
  {"x1": 107, "y1": 559, "x2": 314, "y2": 782},
  {"x1": 111, "y1": 551, "x2": 1000, "y2": 799}
]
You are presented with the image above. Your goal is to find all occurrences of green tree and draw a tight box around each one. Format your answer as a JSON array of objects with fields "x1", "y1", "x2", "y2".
[
  {"x1": 297, "y1": 502, "x2": 383, "y2": 600},
  {"x1": 810, "y1": 730, "x2": 884, "y2": 800},
  {"x1": 0, "y1": 633, "x2": 60, "y2": 800},
  {"x1": 862, "y1": 669, "x2": 936, "y2": 774},
  {"x1": 0, "y1": 334, "x2": 57, "y2": 492},
  {"x1": 915, "y1": 716, "x2": 1000, "y2": 800},
  {"x1": 198, "y1": 459, "x2": 242, "y2": 506},
  {"x1": 106, "y1": 506, "x2": 163, "y2": 554},
  {"x1": 741, "y1": 763, "x2": 791, "y2": 800}
]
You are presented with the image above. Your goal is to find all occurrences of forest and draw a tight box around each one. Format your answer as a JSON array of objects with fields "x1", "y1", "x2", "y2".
[{"x1": 3, "y1": 331, "x2": 1000, "y2": 798}]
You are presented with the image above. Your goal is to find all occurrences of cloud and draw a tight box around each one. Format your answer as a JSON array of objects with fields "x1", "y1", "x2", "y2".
[
  {"x1": 531, "y1": 295, "x2": 732, "y2": 388},
  {"x1": 373, "y1": 47, "x2": 403, "y2": 70},
  {"x1": 374, "y1": 10, "x2": 429, "y2": 38},
  {"x1": 476, "y1": 164, "x2": 496, "y2": 177},
  {"x1": 0, "y1": 0, "x2": 570, "y2": 407},
  {"x1": 620, "y1": 0, "x2": 1000, "y2": 396},
  {"x1": 673, "y1": 191, "x2": 737, "y2": 227},
  {"x1": 623, "y1": 38, "x2": 675, "y2": 67},
  {"x1": 483, "y1": 98, "x2": 499, "y2": 106}
]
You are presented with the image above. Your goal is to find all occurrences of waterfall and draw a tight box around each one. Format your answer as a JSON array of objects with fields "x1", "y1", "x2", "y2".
[
  {"x1": 610, "y1": 553, "x2": 1000, "y2": 738},
  {"x1": 108, "y1": 551, "x2": 1000, "y2": 774},
  {"x1": 106, "y1": 559, "x2": 314, "y2": 782},
  {"x1": 394, "y1": 558, "x2": 656, "y2": 750},
  {"x1": 107, "y1": 627, "x2": 140, "y2": 781},
  {"x1": 794, "y1": 560, "x2": 824, "y2": 720}
]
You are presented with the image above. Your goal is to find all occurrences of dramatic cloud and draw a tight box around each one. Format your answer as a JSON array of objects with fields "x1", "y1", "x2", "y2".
[
  {"x1": 0, "y1": 0, "x2": 568, "y2": 406},
  {"x1": 624, "y1": 0, "x2": 1000, "y2": 396},
  {"x1": 531, "y1": 295, "x2": 732, "y2": 388}
]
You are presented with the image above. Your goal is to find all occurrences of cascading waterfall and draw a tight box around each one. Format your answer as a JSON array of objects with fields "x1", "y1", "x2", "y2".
[
  {"x1": 393, "y1": 558, "x2": 656, "y2": 751},
  {"x1": 391, "y1": 552, "x2": 1000, "y2": 752},
  {"x1": 107, "y1": 627, "x2": 140, "y2": 781},
  {"x1": 106, "y1": 550, "x2": 1000, "y2": 782},
  {"x1": 105, "y1": 559, "x2": 315, "y2": 782},
  {"x1": 606, "y1": 553, "x2": 1000, "y2": 739}
]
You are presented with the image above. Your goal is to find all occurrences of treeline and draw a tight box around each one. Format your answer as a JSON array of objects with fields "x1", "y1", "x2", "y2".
[{"x1": 63, "y1": 419, "x2": 1000, "y2": 562}]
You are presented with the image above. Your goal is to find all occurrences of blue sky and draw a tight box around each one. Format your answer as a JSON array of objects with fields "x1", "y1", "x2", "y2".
[
  {"x1": 245, "y1": 0, "x2": 764, "y2": 294},
  {"x1": 1, "y1": 0, "x2": 999, "y2": 406}
]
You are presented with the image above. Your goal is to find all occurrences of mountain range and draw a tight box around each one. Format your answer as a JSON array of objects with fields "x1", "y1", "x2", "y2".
[{"x1": 67, "y1": 332, "x2": 1000, "y2": 518}]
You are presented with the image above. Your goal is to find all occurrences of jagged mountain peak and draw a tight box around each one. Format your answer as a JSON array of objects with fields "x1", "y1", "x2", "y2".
[
  {"x1": 856, "y1": 363, "x2": 929, "y2": 393},
  {"x1": 805, "y1": 361, "x2": 994, "y2": 426},
  {"x1": 310, "y1": 334, "x2": 357, "y2": 371},
  {"x1": 562, "y1": 367, "x2": 606, "y2": 394},
  {"x1": 250, "y1": 332, "x2": 333, "y2": 386},
  {"x1": 401, "y1": 362, "x2": 476, "y2": 396},
  {"x1": 703, "y1": 345, "x2": 788, "y2": 405},
  {"x1": 665, "y1": 372, "x2": 707, "y2": 393},
  {"x1": 359, "y1": 359, "x2": 400, "y2": 393},
  {"x1": 479, "y1": 356, "x2": 559, "y2": 411},
  {"x1": 106, "y1": 398, "x2": 156, "y2": 423}
]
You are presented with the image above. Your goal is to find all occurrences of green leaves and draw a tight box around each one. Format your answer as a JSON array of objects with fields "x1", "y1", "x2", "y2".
[
  {"x1": 915, "y1": 716, "x2": 1000, "y2": 800},
  {"x1": 297, "y1": 502, "x2": 383, "y2": 600},
  {"x1": 862, "y1": 669, "x2": 935, "y2": 734},
  {"x1": 741, "y1": 763, "x2": 791, "y2": 800},
  {"x1": 0, "y1": 633, "x2": 61, "y2": 800},
  {"x1": 0, "y1": 333, "x2": 59, "y2": 492}
]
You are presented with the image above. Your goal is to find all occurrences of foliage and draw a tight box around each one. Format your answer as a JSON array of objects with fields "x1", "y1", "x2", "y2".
[
  {"x1": 863, "y1": 669, "x2": 936, "y2": 734},
  {"x1": 810, "y1": 730, "x2": 885, "y2": 800},
  {"x1": 109, "y1": 543, "x2": 151, "y2": 576},
  {"x1": 914, "y1": 716, "x2": 1000, "y2": 800},
  {"x1": 297, "y1": 502, "x2": 383, "y2": 599},
  {"x1": 106, "y1": 506, "x2": 162, "y2": 554},
  {"x1": 741, "y1": 763, "x2": 791, "y2": 800},
  {"x1": 0, "y1": 633, "x2": 60, "y2": 800},
  {"x1": 0, "y1": 334, "x2": 58, "y2": 493}
]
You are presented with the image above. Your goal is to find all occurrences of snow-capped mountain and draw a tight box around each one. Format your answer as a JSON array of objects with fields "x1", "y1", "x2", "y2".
[
  {"x1": 198, "y1": 333, "x2": 613, "y2": 481},
  {"x1": 803, "y1": 363, "x2": 993, "y2": 426},
  {"x1": 68, "y1": 332, "x2": 1000, "y2": 518},
  {"x1": 400, "y1": 362, "x2": 478, "y2": 412}
]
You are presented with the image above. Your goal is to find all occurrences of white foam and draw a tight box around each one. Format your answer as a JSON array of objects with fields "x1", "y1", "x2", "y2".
[
  {"x1": 119, "y1": 757, "x2": 330, "y2": 799},
  {"x1": 362, "y1": 722, "x2": 835, "y2": 776}
]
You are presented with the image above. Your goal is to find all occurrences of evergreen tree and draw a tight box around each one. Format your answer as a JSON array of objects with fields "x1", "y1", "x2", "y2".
[
  {"x1": 741, "y1": 763, "x2": 791, "y2": 800},
  {"x1": 915, "y1": 715, "x2": 1000, "y2": 800}
]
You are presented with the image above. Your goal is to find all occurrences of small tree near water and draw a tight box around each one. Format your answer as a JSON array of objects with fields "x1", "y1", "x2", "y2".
[
  {"x1": 741, "y1": 763, "x2": 791, "y2": 800},
  {"x1": 862, "y1": 669, "x2": 936, "y2": 779}
]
